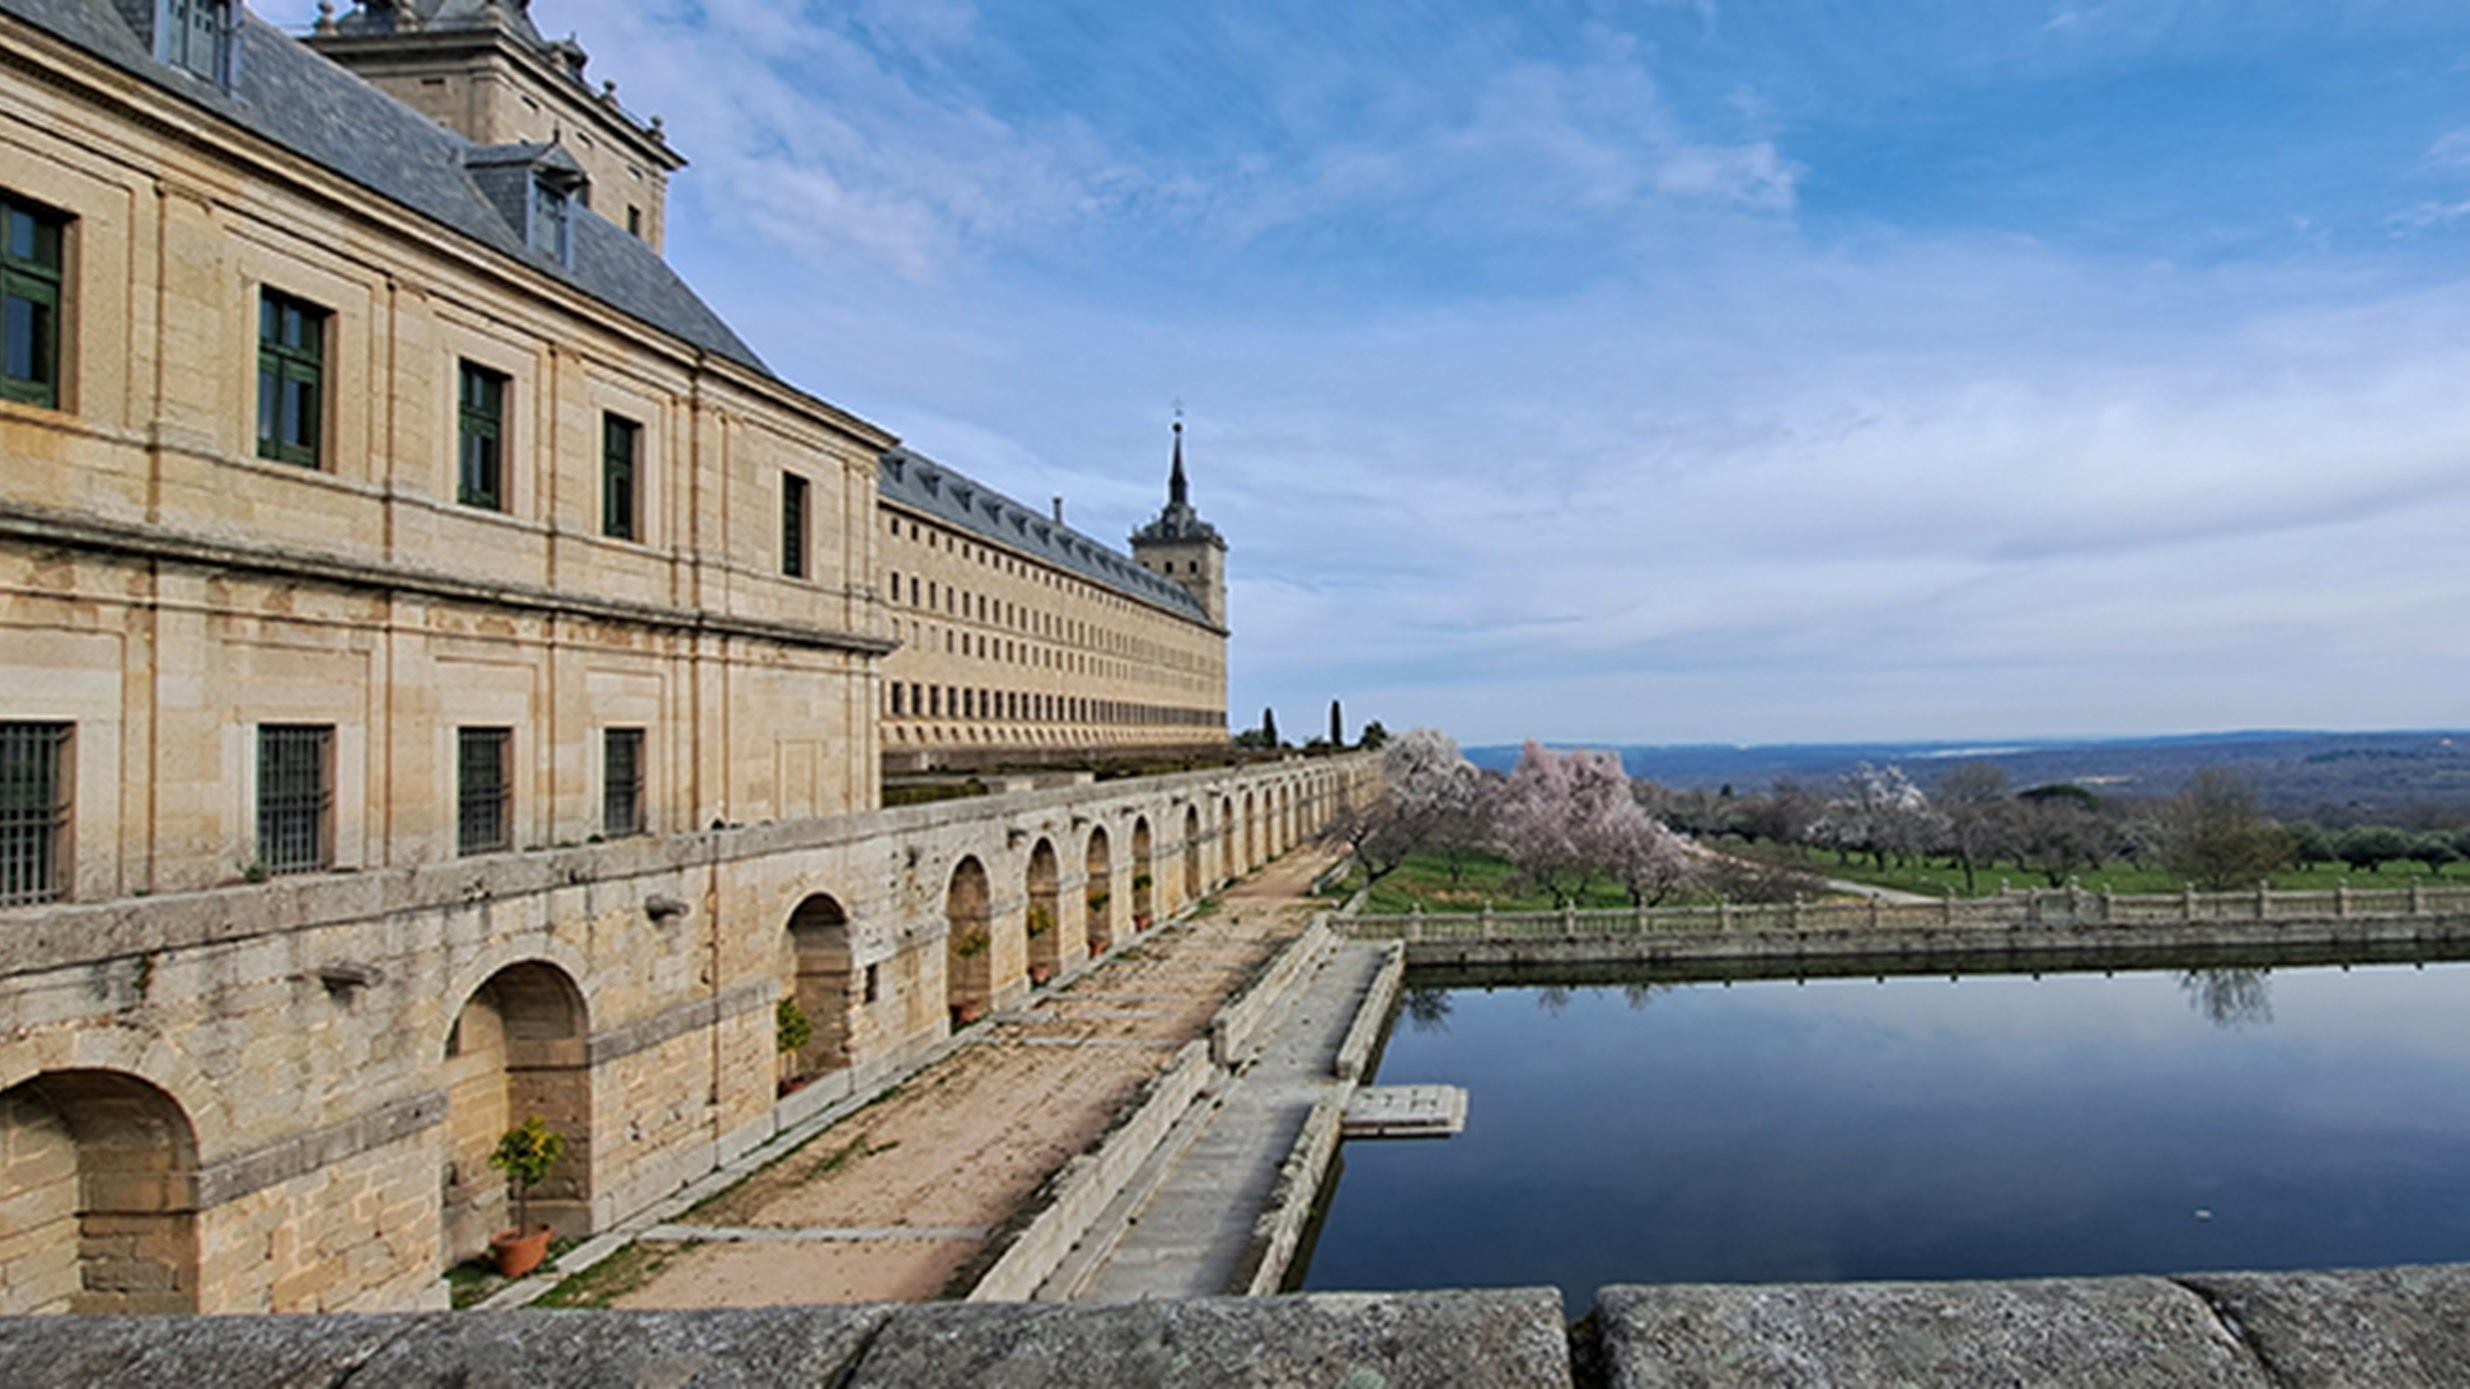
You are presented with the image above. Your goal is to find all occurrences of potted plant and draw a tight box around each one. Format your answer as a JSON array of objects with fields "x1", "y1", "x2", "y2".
[
  {"x1": 775, "y1": 996, "x2": 813, "y2": 1096},
  {"x1": 1025, "y1": 904, "x2": 1056, "y2": 938},
  {"x1": 954, "y1": 926, "x2": 990, "y2": 958},
  {"x1": 486, "y1": 1116, "x2": 567, "y2": 1278}
]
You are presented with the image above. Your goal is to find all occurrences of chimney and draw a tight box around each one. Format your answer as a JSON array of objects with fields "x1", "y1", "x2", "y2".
[{"x1": 1052, "y1": 497, "x2": 1066, "y2": 525}]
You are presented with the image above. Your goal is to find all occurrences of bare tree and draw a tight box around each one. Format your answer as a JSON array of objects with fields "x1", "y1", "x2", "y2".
[
  {"x1": 1937, "y1": 762, "x2": 2011, "y2": 896},
  {"x1": 2157, "y1": 769, "x2": 2294, "y2": 890}
]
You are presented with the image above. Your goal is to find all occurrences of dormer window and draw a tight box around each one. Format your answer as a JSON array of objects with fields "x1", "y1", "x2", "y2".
[
  {"x1": 161, "y1": 0, "x2": 235, "y2": 85},
  {"x1": 529, "y1": 172, "x2": 574, "y2": 263}
]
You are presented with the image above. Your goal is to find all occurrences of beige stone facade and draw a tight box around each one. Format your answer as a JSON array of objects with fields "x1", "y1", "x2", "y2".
[
  {"x1": 0, "y1": 0, "x2": 1346, "y2": 1320},
  {"x1": 876, "y1": 485, "x2": 1230, "y2": 769}
]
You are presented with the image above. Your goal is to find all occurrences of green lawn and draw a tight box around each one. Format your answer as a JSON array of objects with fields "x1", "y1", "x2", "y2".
[
  {"x1": 1329, "y1": 851, "x2": 1649, "y2": 914},
  {"x1": 1754, "y1": 842, "x2": 2466, "y2": 900}
]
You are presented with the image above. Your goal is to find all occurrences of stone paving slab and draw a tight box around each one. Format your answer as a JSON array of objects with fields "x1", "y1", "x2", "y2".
[{"x1": 1342, "y1": 1083, "x2": 1468, "y2": 1138}]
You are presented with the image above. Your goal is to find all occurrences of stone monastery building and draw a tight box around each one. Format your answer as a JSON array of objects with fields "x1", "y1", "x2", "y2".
[{"x1": 0, "y1": 0, "x2": 1363, "y2": 1316}]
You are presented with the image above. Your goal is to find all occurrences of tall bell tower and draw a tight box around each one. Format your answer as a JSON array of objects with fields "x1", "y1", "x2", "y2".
[{"x1": 1130, "y1": 418, "x2": 1228, "y2": 628}]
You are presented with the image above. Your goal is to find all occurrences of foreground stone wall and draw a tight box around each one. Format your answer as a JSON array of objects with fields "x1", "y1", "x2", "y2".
[
  {"x1": 0, "y1": 755, "x2": 1377, "y2": 1316},
  {"x1": 3, "y1": 1265, "x2": 2467, "y2": 1387}
]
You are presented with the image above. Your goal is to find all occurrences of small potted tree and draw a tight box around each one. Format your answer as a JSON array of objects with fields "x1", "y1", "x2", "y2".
[
  {"x1": 950, "y1": 927, "x2": 990, "y2": 1025},
  {"x1": 776, "y1": 996, "x2": 814, "y2": 1096},
  {"x1": 487, "y1": 1116, "x2": 567, "y2": 1279},
  {"x1": 1025, "y1": 905, "x2": 1057, "y2": 984}
]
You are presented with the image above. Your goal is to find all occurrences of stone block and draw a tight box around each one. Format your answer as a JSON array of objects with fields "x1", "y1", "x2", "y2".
[
  {"x1": 2177, "y1": 1265, "x2": 2470, "y2": 1388},
  {"x1": 347, "y1": 1307, "x2": 889, "y2": 1387},
  {"x1": 0, "y1": 1313, "x2": 425, "y2": 1388},
  {"x1": 1594, "y1": 1277, "x2": 2268, "y2": 1389},
  {"x1": 849, "y1": 1290, "x2": 1573, "y2": 1389}
]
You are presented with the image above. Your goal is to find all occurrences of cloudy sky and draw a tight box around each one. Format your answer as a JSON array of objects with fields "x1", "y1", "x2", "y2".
[{"x1": 265, "y1": 1, "x2": 2470, "y2": 746}]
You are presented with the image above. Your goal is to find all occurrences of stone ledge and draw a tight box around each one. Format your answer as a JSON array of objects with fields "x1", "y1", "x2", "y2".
[
  {"x1": 10, "y1": 1268, "x2": 2470, "y2": 1386},
  {"x1": 0, "y1": 1291, "x2": 1569, "y2": 1389}
]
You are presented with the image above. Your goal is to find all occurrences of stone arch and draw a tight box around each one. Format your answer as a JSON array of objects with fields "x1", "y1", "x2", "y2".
[
  {"x1": 441, "y1": 961, "x2": 592, "y2": 1263},
  {"x1": 1025, "y1": 839, "x2": 1062, "y2": 985},
  {"x1": 1084, "y1": 826, "x2": 1115, "y2": 956},
  {"x1": 0, "y1": 1070, "x2": 200, "y2": 1316},
  {"x1": 1220, "y1": 796, "x2": 1236, "y2": 885},
  {"x1": 784, "y1": 894, "x2": 854, "y2": 1082},
  {"x1": 1131, "y1": 816, "x2": 1156, "y2": 928},
  {"x1": 1243, "y1": 790, "x2": 1259, "y2": 871},
  {"x1": 1183, "y1": 804, "x2": 1204, "y2": 903},
  {"x1": 945, "y1": 856, "x2": 994, "y2": 1026}
]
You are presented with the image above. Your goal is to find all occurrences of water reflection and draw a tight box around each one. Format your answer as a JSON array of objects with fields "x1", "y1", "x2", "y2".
[
  {"x1": 1300, "y1": 956, "x2": 2470, "y2": 1318},
  {"x1": 2179, "y1": 968, "x2": 2274, "y2": 1028}
]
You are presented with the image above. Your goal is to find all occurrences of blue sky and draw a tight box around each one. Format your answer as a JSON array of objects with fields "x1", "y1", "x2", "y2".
[{"x1": 266, "y1": 1, "x2": 2470, "y2": 745}]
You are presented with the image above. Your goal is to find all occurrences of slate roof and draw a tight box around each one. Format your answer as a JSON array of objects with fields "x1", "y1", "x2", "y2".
[
  {"x1": 880, "y1": 448, "x2": 1214, "y2": 627},
  {"x1": 0, "y1": 0, "x2": 765, "y2": 372}
]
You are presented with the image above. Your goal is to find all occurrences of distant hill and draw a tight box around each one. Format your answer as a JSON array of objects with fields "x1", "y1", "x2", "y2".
[{"x1": 1464, "y1": 731, "x2": 2470, "y2": 824}]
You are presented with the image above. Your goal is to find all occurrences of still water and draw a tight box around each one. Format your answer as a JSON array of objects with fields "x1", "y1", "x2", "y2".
[{"x1": 1295, "y1": 959, "x2": 2470, "y2": 1315}]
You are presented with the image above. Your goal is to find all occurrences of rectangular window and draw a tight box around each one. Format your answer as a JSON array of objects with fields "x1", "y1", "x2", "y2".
[
  {"x1": 602, "y1": 728, "x2": 644, "y2": 837},
  {"x1": 255, "y1": 724, "x2": 332, "y2": 875},
  {"x1": 781, "y1": 471, "x2": 809, "y2": 578},
  {"x1": 1, "y1": 193, "x2": 66, "y2": 411},
  {"x1": 627, "y1": 206, "x2": 643, "y2": 238},
  {"x1": 0, "y1": 722, "x2": 70, "y2": 906},
  {"x1": 529, "y1": 176, "x2": 572, "y2": 262},
  {"x1": 457, "y1": 362, "x2": 508, "y2": 510},
  {"x1": 456, "y1": 727, "x2": 511, "y2": 856},
  {"x1": 255, "y1": 290, "x2": 327, "y2": 468},
  {"x1": 163, "y1": 0, "x2": 231, "y2": 84},
  {"x1": 601, "y1": 413, "x2": 639, "y2": 540}
]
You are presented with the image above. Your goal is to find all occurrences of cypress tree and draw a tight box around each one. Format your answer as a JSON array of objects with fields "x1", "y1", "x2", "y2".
[
  {"x1": 1263, "y1": 707, "x2": 1280, "y2": 747},
  {"x1": 1330, "y1": 699, "x2": 1344, "y2": 747}
]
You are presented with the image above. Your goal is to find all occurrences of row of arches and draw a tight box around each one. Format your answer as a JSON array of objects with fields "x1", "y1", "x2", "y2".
[{"x1": 0, "y1": 766, "x2": 1371, "y2": 1316}]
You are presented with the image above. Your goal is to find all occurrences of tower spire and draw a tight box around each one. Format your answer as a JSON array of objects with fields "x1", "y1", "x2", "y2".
[{"x1": 1169, "y1": 412, "x2": 1189, "y2": 508}]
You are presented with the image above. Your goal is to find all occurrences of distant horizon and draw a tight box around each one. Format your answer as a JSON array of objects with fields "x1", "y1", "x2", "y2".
[{"x1": 1452, "y1": 726, "x2": 2470, "y2": 754}]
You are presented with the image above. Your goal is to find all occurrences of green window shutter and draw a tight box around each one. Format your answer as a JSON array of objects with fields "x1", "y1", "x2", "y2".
[
  {"x1": 457, "y1": 363, "x2": 507, "y2": 510},
  {"x1": 255, "y1": 290, "x2": 326, "y2": 467},
  {"x1": 0, "y1": 195, "x2": 67, "y2": 411}
]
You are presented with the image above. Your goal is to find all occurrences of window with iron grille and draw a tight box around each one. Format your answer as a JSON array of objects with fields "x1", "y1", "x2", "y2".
[
  {"x1": 602, "y1": 728, "x2": 644, "y2": 837},
  {"x1": 256, "y1": 290, "x2": 327, "y2": 468},
  {"x1": 602, "y1": 413, "x2": 640, "y2": 540},
  {"x1": 781, "y1": 471, "x2": 809, "y2": 577},
  {"x1": 456, "y1": 727, "x2": 511, "y2": 856},
  {"x1": 457, "y1": 362, "x2": 508, "y2": 510},
  {"x1": 1, "y1": 193, "x2": 66, "y2": 411},
  {"x1": 0, "y1": 722, "x2": 69, "y2": 906},
  {"x1": 255, "y1": 724, "x2": 332, "y2": 875}
]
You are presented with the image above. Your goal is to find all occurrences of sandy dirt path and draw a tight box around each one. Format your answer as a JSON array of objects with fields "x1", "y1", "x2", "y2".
[{"x1": 606, "y1": 845, "x2": 1343, "y2": 1309}]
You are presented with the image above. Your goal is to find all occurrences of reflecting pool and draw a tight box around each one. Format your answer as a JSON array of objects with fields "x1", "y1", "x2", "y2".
[{"x1": 1294, "y1": 958, "x2": 2470, "y2": 1316}]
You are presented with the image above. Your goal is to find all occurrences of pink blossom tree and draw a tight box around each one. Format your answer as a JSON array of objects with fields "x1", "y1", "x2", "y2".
[{"x1": 1495, "y1": 742, "x2": 1689, "y2": 906}]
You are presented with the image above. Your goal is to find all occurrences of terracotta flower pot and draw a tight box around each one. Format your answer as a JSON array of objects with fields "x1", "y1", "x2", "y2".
[
  {"x1": 950, "y1": 1000, "x2": 984, "y2": 1028},
  {"x1": 490, "y1": 1225, "x2": 553, "y2": 1279},
  {"x1": 1030, "y1": 964, "x2": 1054, "y2": 986}
]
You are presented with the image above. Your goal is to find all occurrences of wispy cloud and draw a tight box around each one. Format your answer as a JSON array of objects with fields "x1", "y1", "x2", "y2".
[{"x1": 248, "y1": 0, "x2": 2470, "y2": 743}]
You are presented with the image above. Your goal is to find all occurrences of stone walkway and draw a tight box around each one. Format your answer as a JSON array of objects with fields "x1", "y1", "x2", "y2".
[
  {"x1": 1055, "y1": 935, "x2": 1392, "y2": 1302},
  {"x1": 584, "y1": 846, "x2": 1343, "y2": 1309}
]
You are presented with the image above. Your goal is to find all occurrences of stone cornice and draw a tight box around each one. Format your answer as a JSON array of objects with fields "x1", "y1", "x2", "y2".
[{"x1": 0, "y1": 502, "x2": 896, "y2": 658}]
